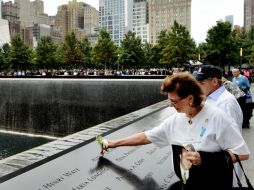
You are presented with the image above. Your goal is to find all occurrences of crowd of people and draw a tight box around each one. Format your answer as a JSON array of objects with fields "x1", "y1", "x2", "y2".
[
  {"x1": 96, "y1": 65, "x2": 253, "y2": 190},
  {"x1": 0, "y1": 68, "x2": 172, "y2": 77}
]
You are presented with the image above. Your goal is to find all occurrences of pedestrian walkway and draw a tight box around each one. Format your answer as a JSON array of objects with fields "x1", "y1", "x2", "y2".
[
  {"x1": 243, "y1": 121, "x2": 254, "y2": 185},
  {"x1": 242, "y1": 83, "x2": 254, "y2": 185}
]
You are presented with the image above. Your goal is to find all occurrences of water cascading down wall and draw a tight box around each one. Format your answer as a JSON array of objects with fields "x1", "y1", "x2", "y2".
[{"x1": 0, "y1": 78, "x2": 166, "y2": 137}]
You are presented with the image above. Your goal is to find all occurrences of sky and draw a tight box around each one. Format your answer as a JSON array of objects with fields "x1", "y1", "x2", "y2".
[{"x1": 3, "y1": 0, "x2": 244, "y2": 44}]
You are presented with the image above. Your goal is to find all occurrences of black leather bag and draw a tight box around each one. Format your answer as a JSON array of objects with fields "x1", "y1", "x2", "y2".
[{"x1": 232, "y1": 155, "x2": 254, "y2": 190}]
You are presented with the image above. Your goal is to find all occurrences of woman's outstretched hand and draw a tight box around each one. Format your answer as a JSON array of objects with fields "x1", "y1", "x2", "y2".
[{"x1": 96, "y1": 135, "x2": 109, "y2": 157}]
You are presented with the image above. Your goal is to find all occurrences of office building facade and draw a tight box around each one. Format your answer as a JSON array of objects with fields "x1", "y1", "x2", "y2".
[
  {"x1": 133, "y1": 0, "x2": 149, "y2": 43},
  {"x1": 225, "y1": 15, "x2": 234, "y2": 30},
  {"x1": 148, "y1": 0, "x2": 191, "y2": 45},
  {"x1": 244, "y1": 0, "x2": 254, "y2": 31},
  {"x1": 55, "y1": 0, "x2": 98, "y2": 41},
  {"x1": 99, "y1": 0, "x2": 130, "y2": 46},
  {"x1": 0, "y1": 2, "x2": 11, "y2": 45}
]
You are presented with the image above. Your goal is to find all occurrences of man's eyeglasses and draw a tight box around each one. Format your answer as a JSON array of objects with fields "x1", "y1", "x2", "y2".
[{"x1": 168, "y1": 97, "x2": 184, "y2": 106}]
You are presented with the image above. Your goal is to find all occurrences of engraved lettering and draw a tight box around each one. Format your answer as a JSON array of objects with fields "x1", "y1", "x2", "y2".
[
  {"x1": 115, "y1": 147, "x2": 140, "y2": 162},
  {"x1": 157, "y1": 152, "x2": 171, "y2": 165},
  {"x1": 146, "y1": 147, "x2": 157, "y2": 155},
  {"x1": 42, "y1": 176, "x2": 65, "y2": 189},
  {"x1": 63, "y1": 168, "x2": 80, "y2": 177}
]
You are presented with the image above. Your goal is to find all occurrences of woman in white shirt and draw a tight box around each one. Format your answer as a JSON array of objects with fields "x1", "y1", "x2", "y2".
[{"x1": 99, "y1": 73, "x2": 249, "y2": 190}]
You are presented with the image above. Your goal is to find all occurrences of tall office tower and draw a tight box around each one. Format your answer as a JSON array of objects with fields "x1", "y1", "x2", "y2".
[
  {"x1": 31, "y1": 0, "x2": 49, "y2": 25},
  {"x1": 148, "y1": 0, "x2": 191, "y2": 45},
  {"x1": 55, "y1": 0, "x2": 94, "y2": 41},
  {"x1": 15, "y1": 0, "x2": 48, "y2": 27},
  {"x1": 15, "y1": 0, "x2": 31, "y2": 27},
  {"x1": 31, "y1": 0, "x2": 44, "y2": 14},
  {"x1": 99, "y1": 0, "x2": 133, "y2": 46},
  {"x1": 133, "y1": 0, "x2": 149, "y2": 43},
  {"x1": 225, "y1": 15, "x2": 234, "y2": 30},
  {"x1": 2, "y1": 1, "x2": 19, "y2": 38},
  {"x1": 2, "y1": 1, "x2": 19, "y2": 23},
  {"x1": 55, "y1": 5, "x2": 68, "y2": 37},
  {"x1": 84, "y1": 4, "x2": 99, "y2": 35},
  {"x1": 0, "y1": 2, "x2": 11, "y2": 46},
  {"x1": 244, "y1": 0, "x2": 254, "y2": 32},
  {"x1": 0, "y1": 19, "x2": 11, "y2": 46}
]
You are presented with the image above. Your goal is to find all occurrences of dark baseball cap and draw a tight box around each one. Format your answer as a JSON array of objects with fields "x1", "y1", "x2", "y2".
[{"x1": 194, "y1": 65, "x2": 222, "y2": 81}]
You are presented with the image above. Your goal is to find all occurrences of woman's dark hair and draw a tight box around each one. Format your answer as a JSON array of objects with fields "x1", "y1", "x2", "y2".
[{"x1": 161, "y1": 73, "x2": 205, "y2": 107}]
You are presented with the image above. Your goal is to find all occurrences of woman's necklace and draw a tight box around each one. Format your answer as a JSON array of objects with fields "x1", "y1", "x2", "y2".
[{"x1": 187, "y1": 106, "x2": 202, "y2": 125}]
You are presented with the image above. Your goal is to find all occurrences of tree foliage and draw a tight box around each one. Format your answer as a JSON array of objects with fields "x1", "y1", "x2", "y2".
[
  {"x1": 62, "y1": 32, "x2": 84, "y2": 69},
  {"x1": 92, "y1": 29, "x2": 117, "y2": 69},
  {"x1": 3, "y1": 22, "x2": 254, "y2": 73},
  {"x1": 204, "y1": 21, "x2": 238, "y2": 68},
  {"x1": 0, "y1": 43, "x2": 10, "y2": 70},
  {"x1": 35, "y1": 36, "x2": 58, "y2": 70},
  {"x1": 159, "y1": 21, "x2": 196, "y2": 68},
  {"x1": 0, "y1": 47, "x2": 5, "y2": 70},
  {"x1": 7, "y1": 34, "x2": 33, "y2": 71},
  {"x1": 142, "y1": 42, "x2": 154, "y2": 68},
  {"x1": 118, "y1": 31, "x2": 145, "y2": 69},
  {"x1": 80, "y1": 37, "x2": 92, "y2": 68},
  {"x1": 240, "y1": 26, "x2": 254, "y2": 64}
]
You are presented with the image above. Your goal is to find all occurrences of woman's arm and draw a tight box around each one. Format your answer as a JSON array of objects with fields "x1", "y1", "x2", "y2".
[
  {"x1": 227, "y1": 150, "x2": 249, "y2": 163},
  {"x1": 182, "y1": 150, "x2": 249, "y2": 166},
  {"x1": 108, "y1": 132, "x2": 151, "y2": 148}
]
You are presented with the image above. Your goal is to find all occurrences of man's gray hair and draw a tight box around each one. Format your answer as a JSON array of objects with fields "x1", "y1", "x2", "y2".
[{"x1": 232, "y1": 68, "x2": 239, "y2": 72}]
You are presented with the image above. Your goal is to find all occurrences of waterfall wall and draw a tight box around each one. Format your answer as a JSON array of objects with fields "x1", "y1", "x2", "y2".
[{"x1": 0, "y1": 78, "x2": 166, "y2": 137}]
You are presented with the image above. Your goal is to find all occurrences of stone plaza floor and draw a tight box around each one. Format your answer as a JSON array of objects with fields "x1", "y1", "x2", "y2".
[
  {"x1": 242, "y1": 83, "x2": 254, "y2": 186},
  {"x1": 243, "y1": 118, "x2": 254, "y2": 185}
]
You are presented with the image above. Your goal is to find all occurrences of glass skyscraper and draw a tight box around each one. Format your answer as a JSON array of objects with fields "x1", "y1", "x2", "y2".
[{"x1": 99, "y1": 0, "x2": 130, "y2": 46}]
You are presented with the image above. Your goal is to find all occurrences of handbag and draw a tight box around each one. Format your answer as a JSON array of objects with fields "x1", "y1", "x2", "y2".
[
  {"x1": 245, "y1": 90, "x2": 253, "y2": 104},
  {"x1": 232, "y1": 155, "x2": 254, "y2": 190}
]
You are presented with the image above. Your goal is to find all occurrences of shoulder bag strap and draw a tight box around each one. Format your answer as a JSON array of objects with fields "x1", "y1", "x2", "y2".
[{"x1": 234, "y1": 154, "x2": 254, "y2": 189}]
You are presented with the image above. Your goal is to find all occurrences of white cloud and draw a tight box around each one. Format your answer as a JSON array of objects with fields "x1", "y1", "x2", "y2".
[{"x1": 191, "y1": 0, "x2": 243, "y2": 44}]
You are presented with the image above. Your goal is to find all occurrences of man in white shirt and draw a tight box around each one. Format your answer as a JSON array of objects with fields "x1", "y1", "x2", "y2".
[
  {"x1": 194, "y1": 65, "x2": 244, "y2": 186},
  {"x1": 194, "y1": 65, "x2": 243, "y2": 132}
]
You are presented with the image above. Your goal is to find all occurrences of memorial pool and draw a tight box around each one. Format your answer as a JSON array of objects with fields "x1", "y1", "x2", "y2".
[{"x1": 0, "y1": 132, "x2": 54, "y2": 160}]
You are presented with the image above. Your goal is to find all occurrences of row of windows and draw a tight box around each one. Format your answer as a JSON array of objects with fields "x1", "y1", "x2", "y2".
[
  {"x1": 133, "y1": 22, "x2": 147, "y2": 26},
  {"x1": 133, "y1": 26, "x2": 148, "y2": 30}
]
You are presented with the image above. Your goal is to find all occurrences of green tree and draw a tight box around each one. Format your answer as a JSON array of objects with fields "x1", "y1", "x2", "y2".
[
  {"x1": 160, "y1": 21, "x2": 196, "y2": 68},
  {"x1": 240, "y1": 26, "x2": 254, "y2": 65},
  {"x1": 80, "y1": 37, "x2": 92, "y2": 69},
  {"x1": 35, "y1": 36, "x2": 58, "y2": 70},
  {"x1": 62, "y1": 32, "x2": 84, "y2": 69},
  {"x1": 7, "y1": 34, "x2": 33, "y2": 72},
  {"x1": 0, "y1": 43, "x2": 10, "y2": 71},
  {"x1": 205, "y1": 21, "x2": 237, "y2": 68},
  {"x1": 157, "y1": 30, "x2": 169, "y2": 51},
  {"x1": 0, "y1": 48, "x2": 4, "y2": 70},
  {"x1": 92, "y1": 29, "x2": 117, "y2": 69},
  {"x1": 118, "y1": 31, "x2": 145, "y2": 69},
  {"x1": 197, "y1": 42, "x2": 207, "y2": 64},
  {"x1": 249, "y1": 45, "x2": 254, "y2": 63},
  {"x1": 152, "y1": 30, "x2": 169, "y2": 67},
  {"x1": 142, "y1": 42, "x2": 154, "y2": 68},
  {"x1": 2, "y1": 43, "x2": 10, "y2": 55}
]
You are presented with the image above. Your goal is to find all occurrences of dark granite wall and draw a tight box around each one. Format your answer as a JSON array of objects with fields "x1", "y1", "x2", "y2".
[{"x1": 0, "y1": 79, "x2": 166, "y2": 137}]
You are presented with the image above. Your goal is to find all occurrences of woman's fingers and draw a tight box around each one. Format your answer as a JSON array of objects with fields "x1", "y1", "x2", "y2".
[{"x1": 183, "y1": 151, "x2": 201, "y2": 166}]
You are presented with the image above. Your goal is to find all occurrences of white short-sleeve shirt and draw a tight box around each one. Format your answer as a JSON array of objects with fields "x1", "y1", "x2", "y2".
[
  {"x1": 145, "y1": 103, "x2": 249, "y2": 155},
  {"x1": 206, "y1": 86, "x2": 243, "y2": 132}
]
